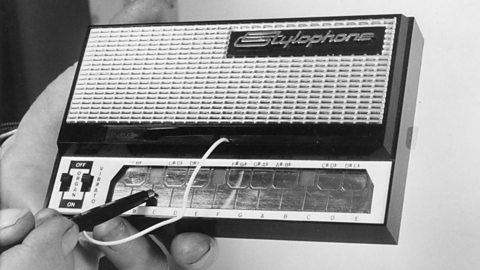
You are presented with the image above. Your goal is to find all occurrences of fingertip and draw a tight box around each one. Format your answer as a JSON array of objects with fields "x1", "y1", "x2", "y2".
[
  {"x1": 23, "y1": 212, "x2": 79, "y2": 255},
  {"x1": 0, "y1": 209, "x2": 32, "y2": 230},
  {"x1": 34, "y1": 208, "x2": 61, "y2": 227},
  {"x1": 92, "y1": 217, "x2": 128, "y2": 242},
  {"x1": 171, "y1": 233, "x2": 218, "y2": 269},
  {"x1": 0, "y1": 209, "x2": 35, "y2": 246},
  {"x1": 93, "y1": 218, "x2": 168, "y2": 270}
]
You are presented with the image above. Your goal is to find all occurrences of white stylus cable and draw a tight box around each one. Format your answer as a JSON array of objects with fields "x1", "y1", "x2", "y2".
[{"x1": 82, "y1": 137, "x2": 229, "y2": 246}]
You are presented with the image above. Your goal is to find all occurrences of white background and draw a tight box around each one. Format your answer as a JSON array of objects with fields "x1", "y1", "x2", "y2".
[{"x1": 176, "y1": 0, "x2": 480, "y2": 269}]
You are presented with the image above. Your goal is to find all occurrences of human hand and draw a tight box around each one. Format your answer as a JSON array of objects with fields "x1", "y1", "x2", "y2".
[
  {"x1": 0, "y1": 209, "x2": 79, "y2": 270},
  {"x1": 0, "y1": 208, "x2": 217, "y2": 270},
  {"x1": 0, "y1": 0, "x2": 176, "y2": 213},
  {"x1": 0, "y1": 1, "x2": 217, "y2": 269}
]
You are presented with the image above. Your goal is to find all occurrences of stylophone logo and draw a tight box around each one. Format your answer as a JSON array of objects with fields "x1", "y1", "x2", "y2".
[
  {"x1": 227, "y1": 26, "x2": 385, "y2": 57},
  {"x1": 233, "y1": 30, "x2": 375, "y2": 49}
]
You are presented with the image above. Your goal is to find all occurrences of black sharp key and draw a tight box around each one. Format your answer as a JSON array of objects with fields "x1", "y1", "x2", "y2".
[
  {"x1": 188, "y1": 168, "x2": 210, "y2": 187},
  {"x1": 227, "y1": 169, "x2": 251, "y2": 189},
  {"x1": 123, "y1": 167, "x2": 148, "y2": 186},
  {"x1": 299, "y1": 170, "x2": 316, "y2": 187},
  {"x1": 165, "y1": 167, "x2": 187, "y2": 187},
  {"x1": 149, "y1": 167, "x2": 166, "y2": 186},
  {"x1": 317, "y1": 170, "x2": 342, "y2": 190},
  {"x1": 211, "y1": 169, "x2": 227, "y2": 185},
  {"x1": 273, "y1": 170, "x2": 299, "y2": 189},
  {"x1": 342, "y1": 170, "x2": 368, "y2": 191},
  {"x1": 251, "y1": 170, "x2": 274, "y2": 189}
]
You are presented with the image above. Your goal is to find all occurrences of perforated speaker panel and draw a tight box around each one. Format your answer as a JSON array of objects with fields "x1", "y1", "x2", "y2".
[{"x1": 67, "y1": 18, "x2": 396, "y2": 125}]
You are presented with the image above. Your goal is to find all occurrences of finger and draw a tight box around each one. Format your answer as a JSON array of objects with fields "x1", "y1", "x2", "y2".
[
  {"x1": 0, "y1": 209, "x2": 34, "y2": 247},
  {"x1": 34, "y1": 208, "x2": 61, "y2": 227},
  {"x1": 93, "y1": 217, "x2": 167, "y2": 270},
  {"x1": 24, "y1": 209, "x2": 79, "y2": 255},
  {"x1": 170, "y1": 233, "x2": 218, "y2": 270},
  {"x1": 0, "y1": 211, "x2": 78, "y2": 270},
  {"x1": 109, "y1": 0, "x2": 177, "y2": 24},
  {"x1": 0, "y1": 63, "x2": 77, "y2": 212}
]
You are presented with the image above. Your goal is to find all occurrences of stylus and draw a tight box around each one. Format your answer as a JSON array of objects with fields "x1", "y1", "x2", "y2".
[{"x1": 71, "y1": 189, "x2": 158, "y2": 231}]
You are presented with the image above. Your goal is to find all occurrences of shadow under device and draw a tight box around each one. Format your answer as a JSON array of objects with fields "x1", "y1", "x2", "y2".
[{"x1": 45, "y1": 14, "x2": 423, "y2": 244}]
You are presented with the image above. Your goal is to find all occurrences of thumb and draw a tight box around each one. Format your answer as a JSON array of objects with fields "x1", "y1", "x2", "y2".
[
  {"x1": 0, "y1": 209, "x2": 79, "y2": 270},
  {"x1": 93, "y1": 217, "x2": 168, "y2": 270},
  {"x1": 170, "y1": 233, "x2": 218, "y2": 270},
  {"x1": 0, "y1": 209, "x2": 35, "y2": 248},
  {"x1": 23, "y1": 209, "x2": 79, "y2": 255}
]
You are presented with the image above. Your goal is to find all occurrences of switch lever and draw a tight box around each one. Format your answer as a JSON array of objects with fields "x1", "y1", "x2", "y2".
[
  {"x1": 60, "y1": 173, "x2": 73, "y2": 192},
  {"x1": 81, "y1": 174, "x2": 94, "y2": 192}
]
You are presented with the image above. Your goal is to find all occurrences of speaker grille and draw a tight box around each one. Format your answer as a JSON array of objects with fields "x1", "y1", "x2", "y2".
[{"x1": 67, "y1": 18, "x2": 396, "y2": 125}]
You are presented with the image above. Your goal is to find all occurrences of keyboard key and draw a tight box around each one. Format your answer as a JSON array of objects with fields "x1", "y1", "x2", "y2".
[
  {"x1": 227, "y1": 169, "x2": 251, "y2": 189},
  {"x1": 235, "y1": 189, "x2": 259, "y2": 209},
  {"x1": 317, "y1": 170, "x2": 342, "y2": 190},
  {"x1": 114, "y1": 166, "x2": 375, "y2": 215},
  {"x1": 170, "y1": 188, "x2": 194, "y2": 208},
  {"x1": 165, "y1": 167, "x2": 187, "y2": 187},
  {"x1": 258, "y1": 189, "x2": 282, "y2": 210},
  {"x1": 304, "y1": 187, "x2": 328, "y2": 211},
  {"x1": 149, "y1": 167, "x2": 165, "y2": 185},
  {"x1": 273, "y1": 170, "x2": 299, "y2": 189},
  {"x1": 122, "y1": 167, "x2": 149, "y2": 186},
  {"x1": 326, "y1": 190, "x2": 352, "y2": 212},
  {"x1": 132, "y1": 186, "x2": 151, "y2": 194},
  {"x1": 280, "y1": 187, "x2": 306, "y2": 211},
  {"x1": 342, "y1": 170, "x2": 368, "y2": 190},
  {"x1": 351, "y1": 186, "x2": 373, "y2": 213},
  {"x1": 187, "y1": 168, "x2": 210, "y2": 187},
  {"x1": 298, "y1": 170, "x2": 316, "y2": 186},
  {"x1": 213, "y1": 185, "x2": 236, "y2": 209},
  {"x1": 251, "y1": 170, "x2": 274, "y2": 189},
  {"x1": 152, "y1": 186, "x2": 173, "y2": 207},
  {"x1": 211, "y1": 168, "x2": 227, "y2": 185},
  {"x1": 112, "y1": 183, "x2": 132, "y2": 201},
  {"x1": 191, "y1": 187, "x2": 215, "y2": 208}
]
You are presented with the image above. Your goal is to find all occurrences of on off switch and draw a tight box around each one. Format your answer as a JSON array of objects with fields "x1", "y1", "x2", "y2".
[
  {"x1": 59, "y1": 173, "x2": 73, "y2": 192},
  {"x1": 80, "y1": 174, "x2": 94, "y2": 192}
]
